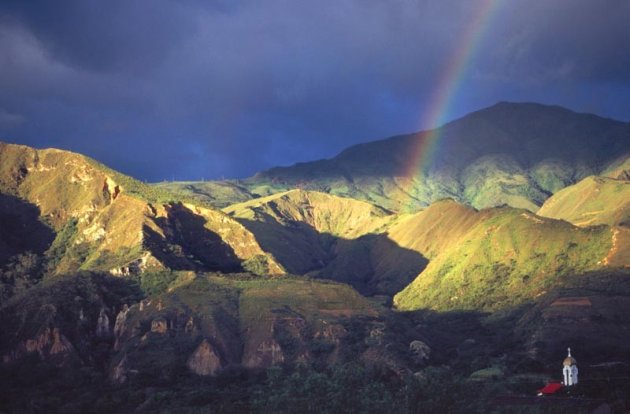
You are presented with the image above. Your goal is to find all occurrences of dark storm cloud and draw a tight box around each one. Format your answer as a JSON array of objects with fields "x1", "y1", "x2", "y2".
[
  {"x1": 0, "y1": 0, "x2": 199, "y2": 72},
  {"x1": 484, "y1": 0, "x2": 630, "y2": 82},
  {"x1": 0, "y1": 0, "x2": 629, "y2": 181}
]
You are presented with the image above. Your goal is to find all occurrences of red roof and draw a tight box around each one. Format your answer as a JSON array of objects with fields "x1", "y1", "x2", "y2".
[{"x1": 539, "y1": 382, "x2": 563, "y2": 395}]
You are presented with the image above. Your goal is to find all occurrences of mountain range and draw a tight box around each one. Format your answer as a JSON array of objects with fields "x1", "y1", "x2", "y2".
[
  {"x1": 1, "y1": 102, "x2": 630, "y2": 412},
  {"x1": 160, "y1": 102, "x2": 630, "y2": 212}
]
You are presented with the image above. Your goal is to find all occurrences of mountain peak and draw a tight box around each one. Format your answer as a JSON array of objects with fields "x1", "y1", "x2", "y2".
[{"x1": 247, "y1": 102, "x2": 630, "y2": 212}]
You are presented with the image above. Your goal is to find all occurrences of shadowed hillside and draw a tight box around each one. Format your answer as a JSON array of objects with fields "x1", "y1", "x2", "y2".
[
  {"x1": 223, "y1": 190, "x2": 424, "y2": 295},
  {"x1": 0, "y1": 193, "x2": 54, "y2": 267},
  {"x1": 0, "y1": 272, "x2": 422, "y2": 412}
]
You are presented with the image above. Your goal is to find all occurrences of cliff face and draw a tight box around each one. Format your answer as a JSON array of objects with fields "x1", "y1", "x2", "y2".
[
  {"x1": 187, "y1": 339, "x2": 223, "y2": 376},
  {"x1": 0, "y1": 273, "x2": 410, "y2": 390},
  {"x1": 109, "y1": 276, "x2": 396, "y2": 382},
  {"x1": 0, "y1": 273, "x2": 142, "y2": 371}
]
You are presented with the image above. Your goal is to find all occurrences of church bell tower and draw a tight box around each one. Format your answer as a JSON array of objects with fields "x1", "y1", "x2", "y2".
[{"x1": 562, "y1": 347, "x2": 578, "y2": 386}]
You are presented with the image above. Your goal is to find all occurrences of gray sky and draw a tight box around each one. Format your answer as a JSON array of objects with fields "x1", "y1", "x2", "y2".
[{"x1": 1, "y1": 0, "x2": 629, "y2": 181}]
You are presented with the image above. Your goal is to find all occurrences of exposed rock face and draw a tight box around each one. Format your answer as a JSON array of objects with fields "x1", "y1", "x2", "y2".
[
  {"x1": 243, "y1": 339, "x2": 285, "y2": 368},
  {"x1": 369, "y1": 325, "x2": 385, "y2": 346},
  {"x1": 314, "y1": 323, "x2": 347, "y2": 363},
  {"x1": 187, "y1": 339, "x2": 223, "y2": 376},
  {"x1": 113, "y1": 304, "x2": 131, "y2": 350},
  {"x1": 3, "y1": 327, "x2": 75, "y2": 364},
  {"x1": 409, "y1": 340, "x2": 431, "y2": 363},
  {"x1": 49, "y1": 328, "x2": 74, "y2": 355},
  {"x1": 113, "y1": 304, "x2": 130, "y2": 337},
  {"x1": 102, "y1": 178, "x2": 120, "y2": 201},
  {"x1": 96, "y1": 308, "x2": 111, "y2": 338},
  {"x1": 110, "y1": 253, "x2": 163, "y2": 276},
  {"x1": 111, "y1": 355, "x2": 128, "y2": 384},
  {"x1": 151, "y1": 318, "x2": 168, "y2": 334},
  {"x1": 184, "y1": 316, "x2": 195, "y2": 334}
]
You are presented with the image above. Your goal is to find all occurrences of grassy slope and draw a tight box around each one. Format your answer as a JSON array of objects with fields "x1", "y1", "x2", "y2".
[
  {"x1": 538, "y1": 175, "x2": 630, "y2": 227},
  {"x1": 223, "y1": 190, "x2": 429, "y2": 295},
  {"x1": 152, "y1": 180, "x2": 261, "y2": 208},
  {"x1": 223, "y1": 190, "x2": 395, "y2": 277},
  {"x1": 224, "y1": 189, "x2": 393, "y2": 239},
  {"x1": 223, "y1": 188, "x2": 629, "y2": 308},
  {"x1": 393, "y1": 201, "x2": 613, "y2": 312},
  {"x1": 461, "y1": 155, "x2": 549, "y2": 211}
]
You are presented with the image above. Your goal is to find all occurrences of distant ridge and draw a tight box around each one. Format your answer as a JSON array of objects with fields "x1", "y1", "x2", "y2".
[{"x1": 240, "y1": 102, "x2": 630, "y2": 211}]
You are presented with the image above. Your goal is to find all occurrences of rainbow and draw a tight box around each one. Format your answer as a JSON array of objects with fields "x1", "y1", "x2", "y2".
[{"x1": 399, "y1": 0, "x2": 503, "y2": 185}]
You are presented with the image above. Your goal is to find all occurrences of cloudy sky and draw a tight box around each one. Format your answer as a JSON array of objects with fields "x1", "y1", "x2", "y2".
[{"x1": 1, "y1": 0, "x2": 629, "y2": 181}]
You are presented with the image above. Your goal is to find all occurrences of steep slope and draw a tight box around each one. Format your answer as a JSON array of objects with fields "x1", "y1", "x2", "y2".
[
  {"x1": 223, "y1": 190, "x2": 420, "y2": 294},
  {"x1": 538, "y1": 176, "x2": 630, "y2": 227},
  {"x1": 0, "y1": 142, "x2": 282, "y2": 277},
  {"x1": 392, "y1": 200, "x2": 618, "y2": 312},
  {"x1": 243, "y1": 102, "x2": 630, "y2": 212}
]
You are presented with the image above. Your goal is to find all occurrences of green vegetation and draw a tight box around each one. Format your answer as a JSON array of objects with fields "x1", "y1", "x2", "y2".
[
  {"x1": 136, "y1": 269, "x2": 181, "y2": 295},
  {"x1": 243, "y1": 254, "x2": 274, "y2": 276},
  {"x1": 0, "y1": 251, "x2": 44, "y2": 302},
  {"x1": 153, "y1": 179, "x2": 264, "y2": 208},
  {"x1": 394, "y1": 206, "x2": 613, "y2": 312},
  {"x1": 44, "y1": 217, "x2": 78, "y2": 273}
]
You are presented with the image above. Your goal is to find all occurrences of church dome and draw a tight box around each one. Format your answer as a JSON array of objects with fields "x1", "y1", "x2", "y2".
[{"x1": 563, "y1": 356, "x2": 577, "y2": 366}]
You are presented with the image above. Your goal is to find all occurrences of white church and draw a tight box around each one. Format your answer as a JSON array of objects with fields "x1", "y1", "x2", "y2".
[{"x1": 562, "y1": 347, "x2": 578, "y2": 386}]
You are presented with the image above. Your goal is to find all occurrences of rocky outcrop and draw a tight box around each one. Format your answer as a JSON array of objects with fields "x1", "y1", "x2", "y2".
[
  {"x1": 243, "y1": 339, "x2": 285, "y2": 368},
  {"x1": 409, "y1": 340, "x2": 431, "y2": 363},
  {"x1": 110, "y1": 252, "x2": 163, "y2": 276},
  {"x1": 151, "y1": 318, "x2": 168, "y2": 334},
  {"x1": 113, "y1": 304, "x2": 130, "y2": 337},
  {"x1": 96, "y1": 308, "x2": 111, "y2": 338},
  {"x1": 187, "y1": 339, "x2": 223, "y2": 376},
  {"x1": 2, "y1": 327, "x2": 75, "y2": 364},
  {"x1": 314, "y1": 323, "x2": 347, "y2": 363},
  {"x1": 112, "y1": 304, "x2": 131, "y2": 350},
  {"x1": 111, "y1": 355, "x2": 129, "y2": 384},
  {"x1": 102, "y1": 178, "x2": 120, "y2": 201}
]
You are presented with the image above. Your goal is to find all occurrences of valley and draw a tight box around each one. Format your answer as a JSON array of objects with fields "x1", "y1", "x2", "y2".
[{"x1": 1, "y1": 103, "x2": 630, "y2": 412}]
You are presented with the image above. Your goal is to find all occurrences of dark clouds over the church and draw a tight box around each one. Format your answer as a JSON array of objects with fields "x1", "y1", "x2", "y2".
[{"x1": 1, "y1": 0, "x2": 629, "y2": 181}]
